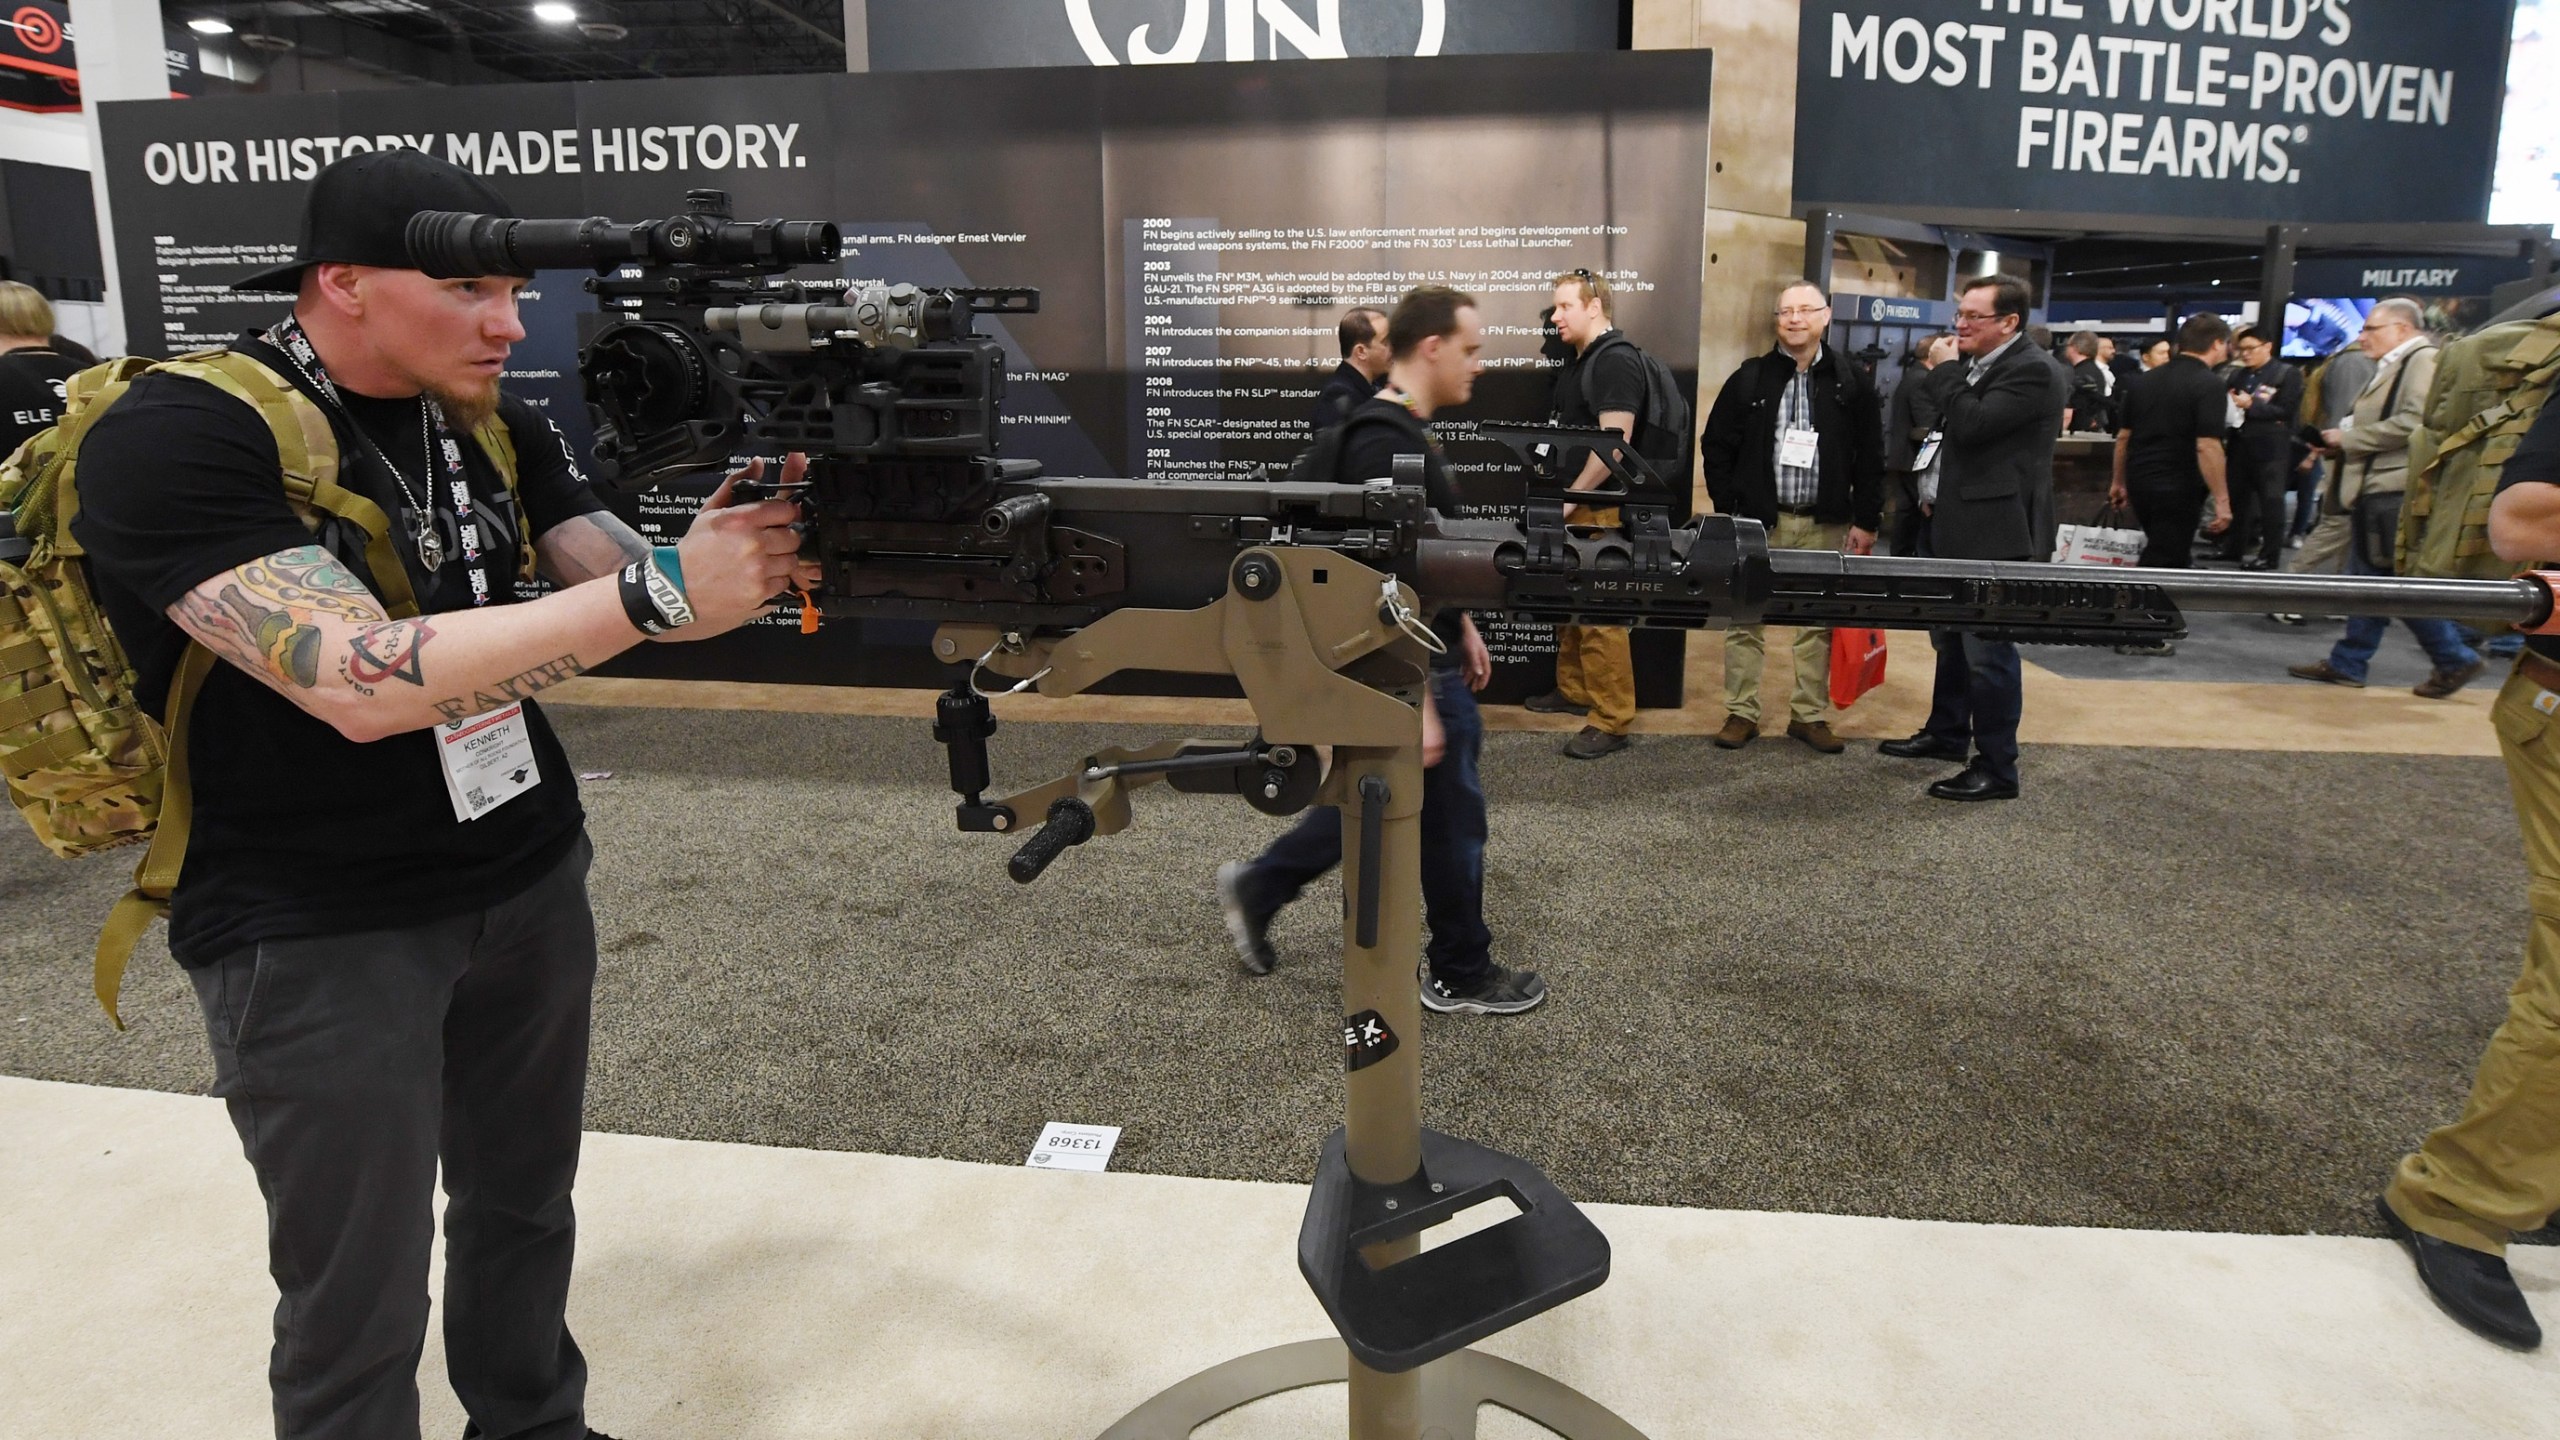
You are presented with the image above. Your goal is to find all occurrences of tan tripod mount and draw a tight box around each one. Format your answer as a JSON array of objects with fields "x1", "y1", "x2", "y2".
[{"x1": 940, "y1": 547, "x2": 1646, "y2": 1440}]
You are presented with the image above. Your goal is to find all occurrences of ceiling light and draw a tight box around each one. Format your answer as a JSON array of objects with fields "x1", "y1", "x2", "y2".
[
  {"x1": 533, "y1": 3, "x2": 578, "y2": 23},
  {"x1": 579, "y1": 21, "x2": 628, "y2": 40},
  {"x1": 187, "y1": 17, "x2": 232, "y2": 34}
]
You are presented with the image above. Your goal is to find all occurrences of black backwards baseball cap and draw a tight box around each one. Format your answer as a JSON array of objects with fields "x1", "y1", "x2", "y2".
[{"x1": 231, "y1": 148, "x2": 525, "y2": 293}]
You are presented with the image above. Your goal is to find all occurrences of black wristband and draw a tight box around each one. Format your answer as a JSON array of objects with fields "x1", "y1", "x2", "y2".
[{"x1": 618, "y1": 561, "x2": 669, "y2": 636}]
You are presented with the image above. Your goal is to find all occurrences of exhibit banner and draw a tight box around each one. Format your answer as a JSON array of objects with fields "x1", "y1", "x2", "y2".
[
  {"x1": 98, "y1": 51, "x2": 1709, "y2": 699},
  {"x1": 864, "y1": 0, "x2": 1624, "y2": 71},
  {"x1": 1794, "y1": 0, "x2": 2516, "y2": 225}
]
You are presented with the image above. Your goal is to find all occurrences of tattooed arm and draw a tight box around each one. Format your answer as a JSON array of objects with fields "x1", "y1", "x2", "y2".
[
  {"x1": 167, "y1": 544, "x2": 651, "y2": 743},
  {"x1": 534, "y1": 510, "x2": 651, "y2": 587},
  {"x1": 166, "y1": 463, "x2": 816, "y2": 743}
]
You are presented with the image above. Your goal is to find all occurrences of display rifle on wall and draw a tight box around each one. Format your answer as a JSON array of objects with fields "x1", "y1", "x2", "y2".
[{"x1": 408, "y1": 194, "x2": 2560, "y2": 1440}]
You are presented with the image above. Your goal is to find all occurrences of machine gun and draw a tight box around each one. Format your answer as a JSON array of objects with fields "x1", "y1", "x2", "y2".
[{"x1": 408, "y1": 198, "x2": 2560, "y2": 1440}]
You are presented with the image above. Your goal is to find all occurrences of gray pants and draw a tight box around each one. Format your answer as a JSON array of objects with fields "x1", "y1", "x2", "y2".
[{"x1": 190, "y1": 834, "x2": 599, "y2": 1440}]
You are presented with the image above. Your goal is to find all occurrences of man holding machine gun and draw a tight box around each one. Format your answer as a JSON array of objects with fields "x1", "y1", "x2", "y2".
[
  {"x1": 1218, "y1": 286, "x2": 1546, "y2": 1015},
  {"x1": 2379, "y1": 397, "x2": 2560, "y2": 1351},
  {"x1": 70, "y1": 151, "x2": 817, "y2": 1440}
]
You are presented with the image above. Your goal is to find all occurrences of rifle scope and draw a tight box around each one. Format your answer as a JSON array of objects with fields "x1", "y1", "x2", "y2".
[{"x1": 406, "y1": 202, "x2": 840, "y2": 279}]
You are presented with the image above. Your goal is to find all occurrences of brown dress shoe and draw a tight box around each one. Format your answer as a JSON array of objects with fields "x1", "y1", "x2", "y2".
[
  {"x1": 1787, "y1": 719, "x2": 1845, "y2": 753},
  {"x1": 2414, "y1": 659, "x2": 2486, "y2": 699},
  {"x1": 2286, "y1": 660, "x2": 2366, "y2": 688},
  {"x1": 1712, "y1": 715, "x2": 1756, "y2": 749}
]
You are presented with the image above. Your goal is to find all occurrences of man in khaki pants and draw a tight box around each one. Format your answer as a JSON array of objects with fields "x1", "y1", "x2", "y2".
[
  {"x1": 1696, "y1": 279, "x2": 1882, "y2": 750},
  {"x1": 2381, "y1": 396, "x2": 2560, "y2": 1350},
  {"x1": 1524, "y1": 269, "x2": 1647, "y2": 759}
]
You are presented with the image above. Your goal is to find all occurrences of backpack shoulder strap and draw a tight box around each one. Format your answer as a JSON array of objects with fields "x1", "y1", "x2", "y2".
[
  {"x1": 468, "y1": 413, "x2": 538, "y2": 584},
  {"x1": 154, "y1": 350, "x2": 421, "y2": 619},
  {"x1": 91, "y1": 641, "x2": 215, "y2": 1029},
  {"x1": 1579, "y1": 332, "x2": 1635, "y2": 418}
]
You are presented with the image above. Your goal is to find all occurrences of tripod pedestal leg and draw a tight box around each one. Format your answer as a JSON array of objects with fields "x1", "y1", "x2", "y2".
[{"x1": 1096, "y1": 741, "x2": 1645, "y2": 1440}]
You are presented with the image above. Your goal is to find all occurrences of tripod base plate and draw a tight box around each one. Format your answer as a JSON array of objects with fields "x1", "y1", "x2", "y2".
[{"x1": 1094, "y1": 1338, "x2": 1649, "y2": 1440}]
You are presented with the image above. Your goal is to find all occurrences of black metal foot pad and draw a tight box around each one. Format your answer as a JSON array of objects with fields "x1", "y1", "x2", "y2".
[
  {"x1": 1094, "y1": 1338, "x2": 1651, "y2": 1439},
  {"x1": 1299, "y1": 1126, "x2": 1611, "y2": 1373}
]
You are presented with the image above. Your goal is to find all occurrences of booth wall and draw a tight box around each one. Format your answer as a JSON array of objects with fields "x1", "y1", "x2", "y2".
[
  {"x1": 96, "y1": 53, "x2": 1711, "y2": 700},
  {"x1": 1635, "y1": 0, "x2": 1805, "y2": 507}
]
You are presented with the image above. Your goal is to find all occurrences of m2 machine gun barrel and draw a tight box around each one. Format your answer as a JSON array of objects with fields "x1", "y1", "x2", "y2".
[{"x1": 408, "y1": 202, "x2": 2558, "y2": 651}]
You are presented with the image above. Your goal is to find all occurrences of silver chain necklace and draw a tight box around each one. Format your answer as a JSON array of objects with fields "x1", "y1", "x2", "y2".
[{"x1": 265, "y1": 317, "x2": 454, "y2": 573}]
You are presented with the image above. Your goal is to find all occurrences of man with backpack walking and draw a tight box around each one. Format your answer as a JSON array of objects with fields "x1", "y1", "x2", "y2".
[
  {"x1": 44, "y1": 151, "x2": 813, "y2": 1440},
  {"x1": 1522, "y1": 268, "x2": 1688, "y2": 760},
  {"x1": 1697, "y1": 279, "x2": 1881, "y2": 752},
  {"x1": 1216, "y1": 285, "x2": 1545, "y2": 1016},
  {"x1": 2285, "y1": 298, "x2": 2483, "y2": 698}
]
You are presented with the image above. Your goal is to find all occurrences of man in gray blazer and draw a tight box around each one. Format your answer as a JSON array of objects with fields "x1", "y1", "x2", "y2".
[{"x1": 1878, "y1": 275, "x2": 2068, "y2": 801}]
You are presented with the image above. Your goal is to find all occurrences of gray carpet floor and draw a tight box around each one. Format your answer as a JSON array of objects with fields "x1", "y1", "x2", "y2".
[{"x1": 0, "y1": 705, "x2": 2538, "y2": 1241}]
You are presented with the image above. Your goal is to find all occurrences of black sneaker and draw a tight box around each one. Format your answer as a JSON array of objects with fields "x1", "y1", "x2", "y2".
[
  {"x1": 1214, "y1": 861, "x2": 1277, "y2": 975},
  {"x1": 1521, "y1": 690, "x2": 1586, "y2": 716},
  {"x1": 1422, "y1": 965, "x2": 1547, "y2": 1015}
]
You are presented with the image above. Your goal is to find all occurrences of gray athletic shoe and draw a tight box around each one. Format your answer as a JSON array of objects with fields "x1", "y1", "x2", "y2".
[
  {"x1": 1422, "y1": 964, "x2": 1547, "y2": 1015},
  {"x1": 1215, "y1": 861, "x2": 1277, "y2": 975},
  {"x1": 1560, "y1": 726, "x2": 1630, "y2": 760}
]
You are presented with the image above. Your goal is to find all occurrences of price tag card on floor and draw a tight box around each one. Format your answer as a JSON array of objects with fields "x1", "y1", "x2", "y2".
[{"x1": 1026, "y1": 1122, "x2": 1120, "y2": 1172}]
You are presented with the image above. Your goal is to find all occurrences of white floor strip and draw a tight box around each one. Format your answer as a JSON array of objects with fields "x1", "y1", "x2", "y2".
[{"x1": 4, "y1": 1076, "x2": 2552, "y2": 1439}]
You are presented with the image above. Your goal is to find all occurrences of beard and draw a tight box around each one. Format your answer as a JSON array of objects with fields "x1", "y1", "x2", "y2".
[{"x1": 428, "y1": 375, "x2": 502, "y2": 432}]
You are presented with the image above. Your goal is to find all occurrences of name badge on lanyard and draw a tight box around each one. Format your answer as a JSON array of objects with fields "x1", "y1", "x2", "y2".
[
  {"x1": 1912, "y1": 431, "x2": 1943, "y2": 471},
  {"x1": 436, "y1": 703, "x2": 541, "y2": 822},
  {"x1": 1779, "y1": 426, "x2": 1820, "y2": 470}
]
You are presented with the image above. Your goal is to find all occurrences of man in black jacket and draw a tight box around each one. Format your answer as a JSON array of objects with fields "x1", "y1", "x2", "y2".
[
  {"x1": 2219, "y1": 326, "x2": 2302, "y2": 569},
  {"x1": 2064, "y1": 329, "x2": 2114, "y2": 434},
  {"x1": 1310, "y1": 305, "x2": 1389, "y2": 436},
  {"x1": 1878, "y1": 274, "x2": 2067, "y2": 802},
  {"x1": 1699, "y1": 279, "x2": 1881, "y2": 752},
  {"x1": 1882, "y1": 331, "x2": 1956, "y2": 555}
]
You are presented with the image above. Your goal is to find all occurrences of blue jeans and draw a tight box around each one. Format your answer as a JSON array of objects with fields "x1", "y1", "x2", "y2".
[
  {"x1": 1921, "y1": 628, "x2": 2024, "y2": 787},
  {"x1": 2289, "y1": 457, "x2": 2323, "y2": 540},
  {"x1": 2326, "y1": 545, "x2": 2480, "y2": 682},
  {"x1": 1231, "y1": 667, "x2": 1492, "y2": 987}
]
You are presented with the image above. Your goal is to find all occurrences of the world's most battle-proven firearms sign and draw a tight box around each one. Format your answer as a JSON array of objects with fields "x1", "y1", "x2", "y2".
[{"x1": 1794, "y1": 0, "x2": 2516, "y2": 225}]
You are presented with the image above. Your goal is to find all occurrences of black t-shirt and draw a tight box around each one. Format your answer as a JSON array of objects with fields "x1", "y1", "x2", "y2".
[
  {"x1": 70, "y1": 335, "x2": 611, "y2": 965},
  {"x1": 1337, "y1": 396, "x2": 1466, "y2": 668},
  {"x1": 0, "y1": 346, "x2": 86, "y2": 456},
  {"x1": 2118, "y1": 355, "x2": 2228, "y2": 491},
  {"x1": 2494, "y1": 401, "x2": 2560, "y2": 661},
  {"x1": 1550, "y1": 333, "x2": 1648, "y2": 489},
  {"x1": 1551, "y1": 331, "x2": 1647, "y2": 429}
]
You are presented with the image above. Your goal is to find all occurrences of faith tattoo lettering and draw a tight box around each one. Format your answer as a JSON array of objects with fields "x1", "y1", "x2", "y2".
[{"x1": 430, "y1": 655, "x2": 587, "y2": 722}]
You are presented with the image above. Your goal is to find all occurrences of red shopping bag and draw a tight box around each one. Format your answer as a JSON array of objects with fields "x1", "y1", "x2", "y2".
[{"x1": 1829, "y1": 627, "x2": 1888, "y2": 709}]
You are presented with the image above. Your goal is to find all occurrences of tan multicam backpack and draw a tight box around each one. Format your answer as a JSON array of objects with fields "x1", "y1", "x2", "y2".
[
  {"x1": 0, "y1": 349, "x2": 523, "y2": 1026},
  {"x1": 2397, "y1": 313, "x2": 2560, "y2": 583}
]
